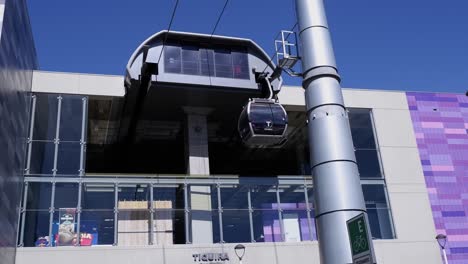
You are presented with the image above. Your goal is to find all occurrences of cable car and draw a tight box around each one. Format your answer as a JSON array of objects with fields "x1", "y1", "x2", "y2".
[{"x1": 238, "y1": 98, "x2": 288, "y2": 147}]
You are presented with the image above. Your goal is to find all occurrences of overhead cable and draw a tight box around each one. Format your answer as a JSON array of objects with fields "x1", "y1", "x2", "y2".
[
  {"x1": 210, "y1": 0, "x2": 230, "y2": 37},
  {"x1": 157, "y1": 0, "x2": 181, "y2": 64}
]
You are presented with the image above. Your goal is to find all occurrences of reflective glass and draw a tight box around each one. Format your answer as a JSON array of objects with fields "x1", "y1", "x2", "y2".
[
  {"x1": 118, "y1": 184, "x2": 150, "y2": 209},
  {"x1": 59, "y1": 95, "x2": 83, "y2": 141},
  {"x1": 81, "y1": 183, "x2": 115, "y2": 210},
  {"x1": 54, "y1": 183, "x2": 79, "y2": 209},
  {"x1": 56, "y1": 142, "x2": 81, "y2": 176},
  {"x1": 26, "y1": 182, "x2": 52, "y2": 210},
  {"x1": 281, "y1": 210, "x2": 310, "y2": 242},
  {"x1": 249, "y1": 184, "x2": 278, "y2": 210},
  {"x1": 221, "y1": 209, "x2": 251, "y2": 243},
  {"x1": 355, "y1": 149, "x2": 382, "y2": 178},
  {"x1": 23, "y1": 210, "x2": 51, "y2": 247},
  {"x1": 214, "y1": 49, "x2": 233, "y2": 78},
  {"x1": 32, "y1": 94, "x2": 58, "y2": 140},
  {"x1": 200, "y1": 49, "x2": 214, "y2": 76},
  {"x1": 153, "y1": 209, "x2": 186, "y2": 245},
  {"x1": 117, "y1": 210, "x2": 150, "y2": 246},
  {"x1": 278, "y1": 185, "x2": 307, "y2": 210},
  {"x1": 182, "y1": 46, "x2": 200, "y2": 75},
  {"x1": 232, "y1": 51, "x2": 249, "y2": 79},
  {"x1": 362, "y1": 184, "x2": 394, "y2": 239},
  {"x1": 164, "y1": 46, "x2": 181, "y2": 74},
  {"x1": 29, "y1": 141, "x2": 55, "y2": 175},
  {"x1": 222, "y1": 185, "x2": 249, "y2": 209},
  {"x1": 81, "y1": 210, "x2": 115, "y2": 245},
  {"x1": 153, "y1": 186, "x2": 185, "y2": 210},
  {"x1": 52, "y1": 209, "x2": 78, "y2": 246},
  {"x1": 252, "y1": 209, "x2": 281, "y2": 242},
  {"x1": 348, "y1": 108, "x2": 376, "y2": 149}
]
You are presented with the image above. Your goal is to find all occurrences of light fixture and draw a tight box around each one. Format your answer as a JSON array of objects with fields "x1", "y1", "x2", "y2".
[
  {"x1": 234, "y1": 244, "x2": 246, "y2": 263},
  {"x1": 436, "y1": 234, "x2": 449, "y2": 264},
  {"x1": 436, "y1": 234, "x2": 447, "y2": 249}
]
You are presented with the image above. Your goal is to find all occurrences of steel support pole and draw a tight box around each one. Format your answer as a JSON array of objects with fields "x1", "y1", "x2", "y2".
[{"x1": 294, "y1": 0, "x2": 376, "y2": 263}]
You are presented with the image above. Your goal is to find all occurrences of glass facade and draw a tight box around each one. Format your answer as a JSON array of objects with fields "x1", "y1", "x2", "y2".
[
  {"x1": 164, "y1": 45, "x2": 250, "y2": 80},
  {"x1": 25, "y1": 94, "x2": 87, "y2": 177},
  {"x1": 18, "y1": 94, "x2": 394, "y2": 247}
]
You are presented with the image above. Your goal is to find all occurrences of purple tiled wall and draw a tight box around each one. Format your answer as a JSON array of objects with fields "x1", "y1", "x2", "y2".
[{"x1": 406, "y1": 92, "x2": 468, "y2": 264}]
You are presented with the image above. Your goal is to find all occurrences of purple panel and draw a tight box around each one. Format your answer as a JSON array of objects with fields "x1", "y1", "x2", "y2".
[{"x1": 406, "y1": 92, "x2": 468, "y2": 263}]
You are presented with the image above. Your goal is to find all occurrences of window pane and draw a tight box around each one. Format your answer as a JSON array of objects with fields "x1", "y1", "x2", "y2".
[
  {"x1": 200, "y1": 49, "x2": 214, "y2": 76},
  {"x1": 26, "y1": 182, "x2": 52, "y2": 210},
  {"x1": 81, "y1": 183, "x2": 115, "y2": 210},
  {"x1": 56, "y1": 142, "x2": 81, "y2": 176},
  {"x1": 153, "y1": 209, "x2": 185, "y2": 245},
  {"x1": 29, "y1": 141, "x2": 55, "y2": 175},
  {"x1": 59, "y1": 95, "x2": 83, "y2": 141},
  {"x1": 282, "y1": 210, "x2": 310, "y2": 242},
  {"x1": 253, "y1": 209, "x2": 281, "y2": 242},
  {"x1": 249, "y1": 182, "x2": 278, "y2": 210},
  {"x1": 349, "y1": 109, "x2": 376, "y2": 149},
  {"x1": 153, "y1": 186, "x2": 185, "y2": 210},
  {"x1": 232, "y1": 51, "x2": 249, "y2": 79},
  {"x1": 362, "y1": 184, "x2": 394, "y2": 239},
  {"x1": 355, "y1": 149, "x2": 382, "y2": 178},
  {"x1": 182, "y1": 46, "x2": 200, "y2": 75},
  {"x1": 55, "y1": 183, "x2": 79, "y2": 209},
  {"x1": 278, "y1": 185, "x2": 307, "y2": 210},
  {"x1": 214, "y1": 49, "x2": 233, "y2": 78},
  {"x1": 81, "y1": 210, "x2": 115, "y2": 245},
  {"x1": 164, "y1": 46, "x2": 181, "y2": 74},
  {"x1": 218, "y1": 185, "x2": 249, "y2": 210},
  {"x1": 117, "y1": 210, "x2": 150, "y2": 246},
  {"x1": 32, "y1": 94, "x2": 58, "y2": 141},
  {"x1": 52, "y1": 209, "x2": 77, "y2": 246},
  {"x1": 118, "y1": 184, "x2": 149, "y2": 209},
  {"x1": 214, "y1": 209, "x2": 251, "y2": 243},
  {"x1": 23, "y1": 210, "x2": 50, "y2": 247}
]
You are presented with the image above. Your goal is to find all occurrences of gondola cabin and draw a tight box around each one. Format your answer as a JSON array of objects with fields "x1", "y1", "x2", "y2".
[{"x1": 238, "y1": 98, "x2": 288, "y2": 147}]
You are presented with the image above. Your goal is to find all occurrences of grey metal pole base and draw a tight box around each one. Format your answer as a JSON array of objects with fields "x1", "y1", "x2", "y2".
[{"x1": 294, "y1": 0, "x2": 377, "y2": 263}]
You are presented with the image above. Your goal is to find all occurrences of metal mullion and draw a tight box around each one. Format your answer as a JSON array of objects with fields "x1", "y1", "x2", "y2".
[
  {"x1": 276, "y1": 186, "x2": 285, "y2": 242},
  {"x1": 184, "y1": 183, "x2": 190, "y2": 244},
  {"x1": 18, "y1": 182, "x2": 29, "y2": 246},
  {"x1": 76, "y1": 182, "x2": 82, "y2": 246},
  {"x1": 149, "y1": 184, "x2": 155, "y2": 245},
  {"x1": 52, "y1": 96, "x2": 62, "y2": 176},
  {"x1": 79, "y1": 97, "x2": 88, "y2": 177},
  {"x1": 216, "y1": 184, "x2": 223, "y2": 243},
  {"x1": 25, "y1": 95, "x2": 37, "y2": 175},
  {"x1": 48, "y1": 182, "x2": 56, "y2": 244},
  {"x1": 114, "y1": 183, "x2": 118, "y2": 246},
  {"x1": 303, "y1": 185, "x2": 314, "y2": 241},
  {"x1": 381, "y1": 183, "x2": 397, "y2": 239},
  {"x1": 247, "y1": 187, "x2": 254, "y2": 243}
]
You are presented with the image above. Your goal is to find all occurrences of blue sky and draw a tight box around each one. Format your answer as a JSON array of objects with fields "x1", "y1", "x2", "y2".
[{"x1": 27, "y1": 0, "x2": 468, "y2": 93}]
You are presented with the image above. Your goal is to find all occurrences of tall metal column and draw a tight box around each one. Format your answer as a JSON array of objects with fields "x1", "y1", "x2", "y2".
[{"x1": 294, "y1": 0, "x2": 376, "y2": 263}]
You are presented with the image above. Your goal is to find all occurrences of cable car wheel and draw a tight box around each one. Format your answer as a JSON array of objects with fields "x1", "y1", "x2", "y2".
[{"x1": 238, "y1": 98, "x2": 288, "y2": 147}]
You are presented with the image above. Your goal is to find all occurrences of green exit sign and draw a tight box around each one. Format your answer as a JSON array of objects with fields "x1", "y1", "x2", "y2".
[{"x1": 347, "y1": 213, "x2": 374, "y2": 264}]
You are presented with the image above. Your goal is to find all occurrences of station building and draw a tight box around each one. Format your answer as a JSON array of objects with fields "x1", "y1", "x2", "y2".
[{"x1": 0, "y1": 1, "x2": 467, "y2": 264}]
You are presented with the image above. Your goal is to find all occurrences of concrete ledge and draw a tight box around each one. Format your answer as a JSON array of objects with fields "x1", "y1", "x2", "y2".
[{"x1": 32, "y1": 71, "x2": 125, "y2": 97}]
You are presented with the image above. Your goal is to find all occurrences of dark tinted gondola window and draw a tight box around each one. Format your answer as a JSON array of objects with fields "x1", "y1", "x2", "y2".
[{"x1": 250, "y1": 104, "x2": 272, "y2": 124}]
